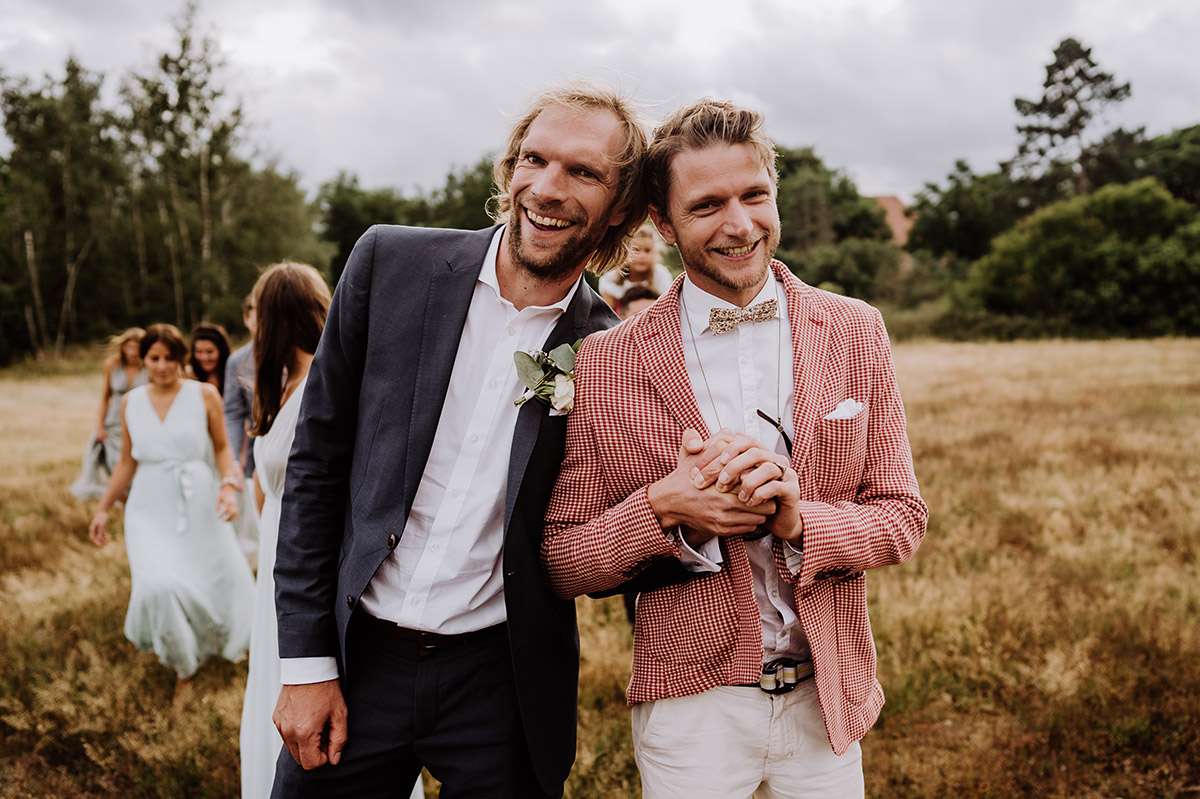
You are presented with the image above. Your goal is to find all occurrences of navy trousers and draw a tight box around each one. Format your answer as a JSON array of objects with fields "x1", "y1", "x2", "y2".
[{"x1": 271, "y1": 612, "x2": 556, "y2": 799}]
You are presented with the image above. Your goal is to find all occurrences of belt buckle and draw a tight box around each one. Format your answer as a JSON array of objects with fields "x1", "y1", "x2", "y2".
[
  {"x1": 758, "y1": 658, "x2": 813, "y2": 694},
  {"x1": 417, "y1": 631, "x2": 439, "y2": 649}
]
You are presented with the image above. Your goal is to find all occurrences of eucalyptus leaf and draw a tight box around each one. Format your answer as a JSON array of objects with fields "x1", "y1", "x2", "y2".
[
  {"x1": 514, "y1": 351, "x2": 545, "y2": 390},
  {"x1": 547, "y1": 342, "x2": 576, "y2": 373}
]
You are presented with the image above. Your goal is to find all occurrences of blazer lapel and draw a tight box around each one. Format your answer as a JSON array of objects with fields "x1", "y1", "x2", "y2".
[
  {"x1": 504, "y1": 281, "x2": 601, "y2": 530},
  {"x1": 779, "y1": 263, "x2": 829, "y2": 472},
  {"x1": 636, "y1": 281, "x2": 710, "y2": 438},
  {"x1": 404, "y1": 229, "x2": 495, "y2": 506}
]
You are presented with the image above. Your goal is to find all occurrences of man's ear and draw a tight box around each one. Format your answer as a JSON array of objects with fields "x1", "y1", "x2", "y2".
[
  {"x1": 607, "y1": 204, "x2": 629, "y2": 229},
  {"x1": 648, "y1": 206, "x2": 676, "y2": 245}
]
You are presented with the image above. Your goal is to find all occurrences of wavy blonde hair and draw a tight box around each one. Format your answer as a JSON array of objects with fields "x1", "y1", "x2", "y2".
[{"x1": 491, "y1": 79, "x2": 650, "y2": 276}]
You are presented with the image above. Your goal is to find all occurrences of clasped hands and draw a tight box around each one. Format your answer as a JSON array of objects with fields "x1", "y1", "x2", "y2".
[{"x1": 647, "y1": 427, "x2": 802, "y2": 547}]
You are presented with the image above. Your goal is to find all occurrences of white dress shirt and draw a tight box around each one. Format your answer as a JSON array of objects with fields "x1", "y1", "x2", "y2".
[
  {"x1": 675, "y1": 273, "x2": 811, "y2": 665},
  {"x1": 282, "y1": 227, "x2": 580, "y2": 684}
]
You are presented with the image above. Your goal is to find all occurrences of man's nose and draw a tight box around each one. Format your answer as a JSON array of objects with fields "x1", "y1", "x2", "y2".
[
  {"x1": 529, "y1": 164, "x2": 570, "y2": 204},
  {"x1": 721, "y1": 201, "x2": 754, "y2": 239}
]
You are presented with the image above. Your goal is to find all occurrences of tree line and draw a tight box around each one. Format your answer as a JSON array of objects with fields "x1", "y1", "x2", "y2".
[{"x1": 2, "y1": 19, "x2": 1197, "y2": 366}]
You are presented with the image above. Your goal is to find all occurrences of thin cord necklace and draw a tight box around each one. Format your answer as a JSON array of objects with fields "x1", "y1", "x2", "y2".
[{"x1": 680, "y1": 278, "x2": 791, "y2": 456}]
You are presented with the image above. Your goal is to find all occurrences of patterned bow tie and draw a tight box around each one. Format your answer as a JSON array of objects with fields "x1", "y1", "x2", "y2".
[{"x1": 708, "y1": 299, "x2": 778, "y2": 335}]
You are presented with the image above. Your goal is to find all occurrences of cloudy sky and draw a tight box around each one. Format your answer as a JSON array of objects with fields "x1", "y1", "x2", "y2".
[{"x1": 2, "y1": 0, "x2": 1197, "y2": 202}]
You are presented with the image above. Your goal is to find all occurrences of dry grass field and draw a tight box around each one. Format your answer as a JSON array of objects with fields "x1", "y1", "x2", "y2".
[{"x1": 1, "y1": 339, "x2": 1198, "y2": 798}]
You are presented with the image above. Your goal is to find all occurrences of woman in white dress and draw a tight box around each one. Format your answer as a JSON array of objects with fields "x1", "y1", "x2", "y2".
[
  {"x1": 238, "y1": 263, "x2": 426, "y2": 798},
  {"x1": 238, "y1": 262, "x2": 330, "y2": 799},
  {"x1": 88, "y1": 323, "x2": 254, "y2": 695}
]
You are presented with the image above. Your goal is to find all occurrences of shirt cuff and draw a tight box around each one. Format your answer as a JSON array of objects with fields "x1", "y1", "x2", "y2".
[
  {"x1": 666, "y1": 527, "x2": 723, "y2": 573},
  {"x1": 280, "y1": 656, "x2": 339, "y2": 685},
  {"x1": 783, "y1": 539, "x2": 804, "y2": 575}
]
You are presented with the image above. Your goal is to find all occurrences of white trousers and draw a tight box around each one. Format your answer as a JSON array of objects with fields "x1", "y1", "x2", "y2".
[{"x1": 632, "y1": 682, "x2": 864, "y2": 799}]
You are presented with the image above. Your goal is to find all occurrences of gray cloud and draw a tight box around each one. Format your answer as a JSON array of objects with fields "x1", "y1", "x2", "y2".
[{"x1": 1, "y1": 0, "x2": 1196, "y2": 202}]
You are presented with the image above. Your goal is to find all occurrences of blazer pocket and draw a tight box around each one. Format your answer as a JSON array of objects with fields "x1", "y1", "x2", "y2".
[
  {"x1": 811, "y1": 408, "x2": 869, "y2": 501},
  {"x1": 637, "y1": 573, "x2": 737, "y2": 667},
  {"x1": 833, "y1": 571, "x2": 875, "y2": 705}
]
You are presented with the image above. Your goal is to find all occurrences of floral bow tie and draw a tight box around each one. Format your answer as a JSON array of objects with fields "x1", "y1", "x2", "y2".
[{"x1": 708, "y1": 299, "x2": 778, "y2": 335}]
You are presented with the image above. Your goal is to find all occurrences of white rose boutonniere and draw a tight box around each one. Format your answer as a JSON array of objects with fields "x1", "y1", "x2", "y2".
[{"x1": 514, "y1": 339, "x2": 581, "y2": 416}]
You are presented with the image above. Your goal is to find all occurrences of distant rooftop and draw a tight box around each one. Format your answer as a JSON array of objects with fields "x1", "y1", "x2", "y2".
[{"x1": 870, "y1": 196, "x2": 913, "y2": 248}]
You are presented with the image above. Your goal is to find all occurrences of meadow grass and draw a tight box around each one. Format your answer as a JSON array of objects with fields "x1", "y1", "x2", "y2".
[{"x1": 1, "y1": 339, "x2": 1198, "y2": 798}]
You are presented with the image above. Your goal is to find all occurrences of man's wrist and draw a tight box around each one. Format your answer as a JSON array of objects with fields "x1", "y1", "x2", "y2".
[{"x1": 645, "y1": 479, "x2": 679, "y2": 529}]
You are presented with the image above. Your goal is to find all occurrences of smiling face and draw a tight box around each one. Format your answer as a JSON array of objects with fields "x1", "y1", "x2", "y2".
[
  {"x1": 504, "y1": 106, "x2": 629, "y2": 283},
  {"x1": 650, "y1": 143, "x2": 780, "y2": 307},
  {"x1": 144, "y1": 342, "x2": 181, "y2": 386},
  {"x1": 192, "y1": 340, "x2": 220, "y2": 375}
]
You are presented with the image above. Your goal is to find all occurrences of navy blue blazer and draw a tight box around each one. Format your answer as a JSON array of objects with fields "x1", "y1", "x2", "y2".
[{"x1": 273, "y1": 224, "x2": 618, "y2": 793}]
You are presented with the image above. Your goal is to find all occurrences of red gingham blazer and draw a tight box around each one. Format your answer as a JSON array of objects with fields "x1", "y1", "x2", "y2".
[{"x1": 541, "y1": 262, "x2": 928, "y2": 755}]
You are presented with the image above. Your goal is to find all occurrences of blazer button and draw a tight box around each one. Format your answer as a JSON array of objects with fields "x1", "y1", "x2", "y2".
[
  {"x1": 387, "y1": 534, "x2": 398, "y2": 550},
  {"x1": 346, "y1": 594, "x2": 354, "y2": 609}
]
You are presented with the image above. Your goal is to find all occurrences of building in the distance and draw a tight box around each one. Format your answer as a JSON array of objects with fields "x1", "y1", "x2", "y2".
[{"x1": 870, "y1": 195, "x2": 913, "y2": 248}]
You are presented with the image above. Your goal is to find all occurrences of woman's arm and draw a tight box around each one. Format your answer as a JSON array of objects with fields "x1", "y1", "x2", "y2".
[
  {"x1": 202, "y1": 383, "x2": 240, "y2": 522},
  {"x1": 94, "y1": 359, "x2": 116, "y2": 440}
]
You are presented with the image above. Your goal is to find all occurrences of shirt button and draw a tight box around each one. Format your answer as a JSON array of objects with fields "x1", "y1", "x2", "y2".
[
  {"x1": 410, "y1": 597, "x2": 419, "y2": 606},
  {"x1": 451, "y1": 489, "x2": 462, "y2": 498},
  {"x1": 507, "y1": 327, "x2": 516, "y2": 336},
  {"x1": 470, "y1": 434, "x2": 480, "y2": 444},
  {"x1": 432, "y1": 544, "x2": 441, "y2": 552},
  {"x1": 488, "y1": 378, "x2": 498, "y2": 389}
]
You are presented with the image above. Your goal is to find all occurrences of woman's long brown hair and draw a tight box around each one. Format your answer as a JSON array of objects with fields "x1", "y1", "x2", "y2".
[{"x1": 250, "y1": 262, "x2": 331, "y2": 437}]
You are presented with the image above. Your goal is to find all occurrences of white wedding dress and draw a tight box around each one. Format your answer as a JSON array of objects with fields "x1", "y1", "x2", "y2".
[
  {"x1": 240, "y1": 378, "x2": 304, "y2": 799},
  {"x1": 238, "y1": 378, "x2": 424, "y2": 799}
]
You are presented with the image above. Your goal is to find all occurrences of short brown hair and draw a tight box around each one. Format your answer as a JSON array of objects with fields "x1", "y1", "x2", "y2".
[
  {"x1": 139, "y1": 323, "x2": 187, "y2": 362},
  {"x1": 644, "y1": 99, "x2": 778, "y2": 217},
  {"x1": 492, "y1": 79, "x2": 650, "y2": 276}
]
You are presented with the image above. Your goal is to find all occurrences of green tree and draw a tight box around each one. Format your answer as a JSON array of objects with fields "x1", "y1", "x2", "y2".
[
  {"x1": 423, "y1": 155, "x2": 497, "y2": 230},
  {"x1": 792, "y1": 239, "x2": 900, "y2": 301},
  {"x1": 774, "y1": 145, "x2": 890, "y2": 266},
  {"x1": 120, "y1": 2, "x2": 243, "y2": 326},
  {"x1": 1, "y1": 59, "x2": 125, "y2": 354},
  {"x1": 905, "y1": 160, "x2": 1070, "y2": 263},
  {"x1": 1146, "y1": 124, "x2": 1200, "y2": 205},
  {"x1": 316, "y1": 172, "x2": 423, "y2": 285},
  {"x1": 1009, "y1": 37, "x2": 1131, "y2": 196},
  {"x1": 966, "y1": 178, "x2": 1199, "y2": 335}
]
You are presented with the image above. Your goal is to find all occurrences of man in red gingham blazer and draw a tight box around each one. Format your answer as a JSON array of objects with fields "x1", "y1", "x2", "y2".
[{"x1": 542, "y1": 100, "x2": 927, "y2": 797}]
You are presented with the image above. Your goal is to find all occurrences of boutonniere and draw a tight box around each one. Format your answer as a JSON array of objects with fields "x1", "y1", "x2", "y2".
[{"x1": 514, "y1": 339, "x2": 581, "y2": 415}]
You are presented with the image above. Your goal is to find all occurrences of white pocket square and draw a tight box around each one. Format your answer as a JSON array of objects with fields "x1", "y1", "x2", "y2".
[{"x1": 823, "y1": 398, "x2": 863, "y2": 420}]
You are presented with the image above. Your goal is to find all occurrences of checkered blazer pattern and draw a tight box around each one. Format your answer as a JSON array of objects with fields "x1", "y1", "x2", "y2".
[{"x1": 541, "y1": 261, "x2": 928, "y2": 755}]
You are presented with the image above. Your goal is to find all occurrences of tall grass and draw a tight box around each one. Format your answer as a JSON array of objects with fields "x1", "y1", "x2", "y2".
[{"x1": 2, "y1": 339, "x2": 1198, "y2": 797}]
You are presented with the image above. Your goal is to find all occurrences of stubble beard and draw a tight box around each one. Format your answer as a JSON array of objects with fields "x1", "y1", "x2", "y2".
[
  {"x1": 679, "y1": 226, "x2": 781, "y2": 298},
  {"x1": 509, "y1": 205, "x2": 609, "y2": 283}
]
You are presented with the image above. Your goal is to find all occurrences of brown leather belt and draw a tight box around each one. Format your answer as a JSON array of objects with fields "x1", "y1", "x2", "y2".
[{"x1": 361, "y1": 612, "x2": 506, "y2": 650}]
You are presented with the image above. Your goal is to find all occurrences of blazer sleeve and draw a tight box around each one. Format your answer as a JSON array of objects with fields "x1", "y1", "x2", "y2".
[
  {"x1": 540, "y1": 338, "x2": 682, "y2": 600},
  {"x1": 222, "y1": 348, "x2": 249, "y2": 461},
  {"x1": 775, "y1": 307, "x2": 928, "y2": 585},
  {"x1": 274, "y1": 226, "x2": 377, "y2": 659}
]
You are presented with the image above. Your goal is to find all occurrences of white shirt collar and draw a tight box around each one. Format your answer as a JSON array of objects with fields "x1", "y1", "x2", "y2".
[
  {"x1": 479, "y1": 225, "x2": 582, "y2": 313},
  {"x1": 680, "y1": 271, "x2": 782, "y2": 335}
]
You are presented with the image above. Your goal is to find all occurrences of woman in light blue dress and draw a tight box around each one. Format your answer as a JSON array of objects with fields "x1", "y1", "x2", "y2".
[
  {"x1": 88, "y1": 324, "x2": 254, "y2": 695},
  {"x1": 70, "y1": 328, "x2": 147, "y2": 500}
]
